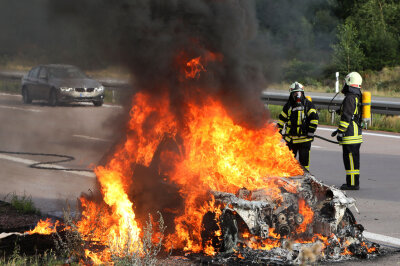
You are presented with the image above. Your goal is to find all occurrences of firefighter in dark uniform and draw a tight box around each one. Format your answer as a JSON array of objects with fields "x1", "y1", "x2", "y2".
[
  {"x1": 331, "y1": 72, "x2": 363, "y2": 190},
  {"x1": 277, "y1": 82, "x2": 319, "y2": 171}
]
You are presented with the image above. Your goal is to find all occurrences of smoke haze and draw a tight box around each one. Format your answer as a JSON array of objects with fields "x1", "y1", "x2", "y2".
[{"x1": 48, "y1": 0, "x2": 272, "y2": 128}]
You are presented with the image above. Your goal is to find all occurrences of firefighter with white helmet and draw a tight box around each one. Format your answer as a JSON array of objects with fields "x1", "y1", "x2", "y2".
[
  {"x1": 277, "y1": 82, "x2": 319, "y2": 171},
  {"x1": 331, "y1": 72, "x2": 363, "y2": 190}
]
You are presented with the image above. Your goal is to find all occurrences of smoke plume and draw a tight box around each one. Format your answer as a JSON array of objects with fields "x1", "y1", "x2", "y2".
[
  {"x1": 48, "y1": 0, "x2": 276, "y2": 228},
  {"x1": 49, "y1": 0, "x2": 269, "y2": 128}
]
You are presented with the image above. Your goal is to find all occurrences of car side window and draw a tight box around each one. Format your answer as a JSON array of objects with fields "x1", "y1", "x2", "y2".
[
  {"x1": 38, "y1": 68, "x2": 48, "y2": 79},
  {"x1": 30, "y1": 67, "x2": 40, "y2": 78}
]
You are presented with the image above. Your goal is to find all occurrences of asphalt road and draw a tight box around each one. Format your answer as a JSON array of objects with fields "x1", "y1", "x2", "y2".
[
  {"x1": 309, "y1": 126, "x2": 400, "y2": 239},
  {"x1": 0, "y1": 93, "x2": 399, "y2": 262},
  {"x1": 0, "y1": 93, "x2": 125, "y2": 216}
]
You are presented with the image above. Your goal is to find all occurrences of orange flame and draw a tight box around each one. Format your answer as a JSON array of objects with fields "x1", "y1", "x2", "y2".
[
  {"x1": 29, "y1": 54, "x2": 308, "y2": 263},
  {"x1": 297, "y1": 198, "x2": 314, "y2": 233},
  {"x1": 185, "y1": 56, "x2": 205, "y2": 79},
  {"x1": 27, "y1": 218, "x2": 58, "y2": 235},
  {"x1": 76, "y1": 54, "x2": 304, "y2": 261},
  {"x1": 361, "y1": 241, "x2": 377, "y2": 253}
]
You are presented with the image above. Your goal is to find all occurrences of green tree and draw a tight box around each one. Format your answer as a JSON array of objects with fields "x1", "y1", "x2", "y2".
[
  {"x1": 331, "y1": 21, "x2": 365, "y2": 73},
  {"x1": 350, "y1": 0, "x2": 400, "y2": 70}
]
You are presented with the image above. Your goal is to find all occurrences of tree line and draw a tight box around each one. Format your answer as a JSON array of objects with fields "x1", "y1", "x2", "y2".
[{"x1": 256, "y1": 0, "x2": 400, "y2": 81}]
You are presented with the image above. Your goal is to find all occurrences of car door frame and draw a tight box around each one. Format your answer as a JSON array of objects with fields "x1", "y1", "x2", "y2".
[
  {"x1": 37, "y1": 67, "x2": 52, "y2": 100},
  {"x1": 26, "y1": 67, "x2": 41, "y2": 99}
]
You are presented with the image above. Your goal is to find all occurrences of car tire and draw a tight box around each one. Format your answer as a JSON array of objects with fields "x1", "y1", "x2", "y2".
[
  {"x1": 93, "y1": 100, "x2": 103, "y2": 107},
  {"x1": 22, "y1": 87, "x2": 32, "y2": 104},
  {"x1": 48, "y1": 89, "x2": 58, "y2": 106}
]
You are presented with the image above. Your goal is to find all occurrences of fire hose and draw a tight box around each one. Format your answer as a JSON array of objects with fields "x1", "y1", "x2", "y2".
[
  {"x1": 282, "y1": 134, "x2": 339, "y2": 145},
  {"x1": 0, "y1": 150, "x2": 93, "y2": 172},
  {"x1": 314, "y1": 135, "x2": 339, "y2": 144}
]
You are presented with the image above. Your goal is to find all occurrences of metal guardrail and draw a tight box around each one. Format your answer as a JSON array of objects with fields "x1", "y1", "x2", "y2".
[
  {"x1": 2, "y1": 70, "x2": 400, "y2": 115},
  {"x1": 261, "y1": 91, "x2": 400, "y2": 116}
]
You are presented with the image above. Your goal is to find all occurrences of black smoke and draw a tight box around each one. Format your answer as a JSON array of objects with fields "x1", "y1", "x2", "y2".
[
  {"x1": 48, "y1": 0, "x2": 272, "y2": 128},
  {"x1": 48, "y1": 0, "x2": 276, "y2": 231}
]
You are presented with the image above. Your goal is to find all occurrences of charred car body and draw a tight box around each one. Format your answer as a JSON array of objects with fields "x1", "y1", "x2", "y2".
[
  {"x1": 21, "y1": 64, "x2": 105, "y2": 106},
  {"x1": 201, "y1": 172, "x2": 379, "y2": 263}
]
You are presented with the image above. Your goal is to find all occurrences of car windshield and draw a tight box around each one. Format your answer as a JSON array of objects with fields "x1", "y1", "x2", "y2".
[{"x1": 48, "y1": 67, "x2": 87, "y2": 79}]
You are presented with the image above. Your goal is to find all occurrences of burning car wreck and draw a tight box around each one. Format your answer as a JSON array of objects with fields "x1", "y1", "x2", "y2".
[
  {"x1": 200, "y1": 172, "x2": 379, "y2": 264},
  {"x1": 1, "y1": 1, "x2": 385, "y2": 264}
]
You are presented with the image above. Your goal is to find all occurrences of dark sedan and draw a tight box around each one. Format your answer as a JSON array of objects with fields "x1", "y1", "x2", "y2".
[{"x1": 21, "y1": 64, "x2": 105, "y2": 106}]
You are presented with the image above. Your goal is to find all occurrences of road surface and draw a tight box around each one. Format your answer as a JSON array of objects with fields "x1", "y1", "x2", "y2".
[
  {"x1": 0, "y1": 93, "x2": 399, "y2": 262},
  {"x1": 0, "y1": 93, "x2": 125, "y2": 216}
]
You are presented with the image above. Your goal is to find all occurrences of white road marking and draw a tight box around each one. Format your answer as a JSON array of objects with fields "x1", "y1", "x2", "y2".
[
  {"x1": 103, "y1": 104, "x2": 123, "y2": 108},
  {"x1": 364, "y1": 231, "x2": 400, "y2": 247},
  {"x1": 311, "y1": 145, "x2": 323, "y2": 149},
  {"x1": 73, "y1": 134, "x2": 110, "y2": 142},
  {"x1": 0, "y1": 104, "x2": 42, "y2": 113},
  {"x1": 0, "y1": 154, "x2": 95, "y2": 178},
  {"x1": 317, "y1": 127, "x2": 400, "y2": 139}
]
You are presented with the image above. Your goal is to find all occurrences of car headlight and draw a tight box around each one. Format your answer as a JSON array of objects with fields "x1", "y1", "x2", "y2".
[
  {"x1": 60, "y1": 87, "x2": 73, "y2": 92},
  {"x1": 95, "y1": 86, "x2": 104, "y2": 92}
]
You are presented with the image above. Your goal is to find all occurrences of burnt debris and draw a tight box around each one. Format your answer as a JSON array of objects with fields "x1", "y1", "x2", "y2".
[{"x1": 200, "y1": 172, "x2": 380, "y2": 264}]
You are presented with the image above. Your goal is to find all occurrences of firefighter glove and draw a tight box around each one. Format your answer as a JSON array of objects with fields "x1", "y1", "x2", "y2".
[
  {"x1": 336, "y1": 132, "x2": 344, "y2": 142},
  {"x1": 331, "y1": 130, "x2": 338, "y2": 137}
]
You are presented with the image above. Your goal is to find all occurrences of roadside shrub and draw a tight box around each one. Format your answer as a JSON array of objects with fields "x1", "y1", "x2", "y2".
[
  {"x1": 0, "y1": 245, "x2": 64, "y2": 266},
  {"x1": 53, "y1": 204, "x2": 85, "y2": 263},
  {"x1": 6, "y1": 192, "x2": 40, "y2": 215}
]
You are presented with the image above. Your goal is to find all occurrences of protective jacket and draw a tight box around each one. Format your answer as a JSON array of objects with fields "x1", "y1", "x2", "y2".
[
  {"x1": 277, "y1": 95, "x2": 319, "y2": 144},
  {"x1": 337, "y1": 86, "x2": 363, "y2": 145}
]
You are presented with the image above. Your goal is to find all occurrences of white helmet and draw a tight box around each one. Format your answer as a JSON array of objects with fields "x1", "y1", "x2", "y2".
[
  {"x1": 345, "y1": 72, "x2": 362, "y2": 88},
  {"x1": 289, "y1": 82, "x2": 304, "y2": 93}
]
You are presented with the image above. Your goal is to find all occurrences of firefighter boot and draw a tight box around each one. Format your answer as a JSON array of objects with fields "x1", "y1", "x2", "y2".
[{"x1": 340, "y1": 183, "x2": 359, "y2": 190}]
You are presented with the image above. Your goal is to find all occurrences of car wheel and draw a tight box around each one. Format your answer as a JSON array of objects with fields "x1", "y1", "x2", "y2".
[
  {"x1": 93, "y1": 100, "x2": 103, "y2": 107},
  {"x1": 48, "y1": 89, "x2": 58, "y2": 106},
  {"x1": 22, "y1": 87, "x2": 32, "y2": 104},
  {"x1": 220, "y1": 211, "x2": 239, "y2": 253}
]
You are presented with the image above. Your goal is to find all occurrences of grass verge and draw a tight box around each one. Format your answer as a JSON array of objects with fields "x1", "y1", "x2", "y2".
[
  {"x1": 0, "y1": 247, "x2": 66, "y2": 266},
  {"x1": 270, "y1": 66, "x2": 400, "y2": 98},
  {"x1": 4, "y1": 192, "x2": 40, "y2": 215},
  {"x1": 0, "y1": 80, "x2": 20, "y2": 94},
  {"x1": 268, "y1": 105, "x2": 400, "y2": 133}
]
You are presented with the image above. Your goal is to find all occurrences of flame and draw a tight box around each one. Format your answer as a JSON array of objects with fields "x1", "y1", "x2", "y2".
[
  {"x1": 243, "y1": 229, "x2": 282, "y2": 250},
  {"x1": 28, "y1": 54, "x2": 308, "y2": 263},
  {"x1": 185, "y1": 56, "x2": 205, "y2": 79},
  {"x1": 74, "y1": 54, "x2": 302, "y2": 261},
  {"x1": 361, "y1": 241, "x2": 377, "y2": 253},
  {"x1": 297, "y1": 198, "x2": 314, "y2": 233},
  {"x1": 27, "y1": 218, "x2": 58, "y2": 235}
]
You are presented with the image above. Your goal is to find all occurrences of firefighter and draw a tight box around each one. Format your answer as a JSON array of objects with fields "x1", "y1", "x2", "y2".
[
  {"x1": 277, "y1": 82, "x2": 319, "y2": 171},
  {"x1": 331, "y1": 72, "x2": 363, "y2": 190}
]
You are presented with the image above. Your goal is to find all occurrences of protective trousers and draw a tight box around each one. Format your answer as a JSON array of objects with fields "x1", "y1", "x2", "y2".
[
  {"x1": 342, "y1": 143, "x2": 361, "y2": 187},
  {"x1": 287, "y1": 142, "x2": 311, "y2": 171}
]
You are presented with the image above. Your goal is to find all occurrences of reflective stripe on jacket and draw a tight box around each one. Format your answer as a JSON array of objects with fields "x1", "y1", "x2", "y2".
[
  {"x1": 337, "y1": 88, "x2": 363, "y2": 145},
  {"x1": 278, "y1": 98, "x2": 319, "y2": 144}
]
